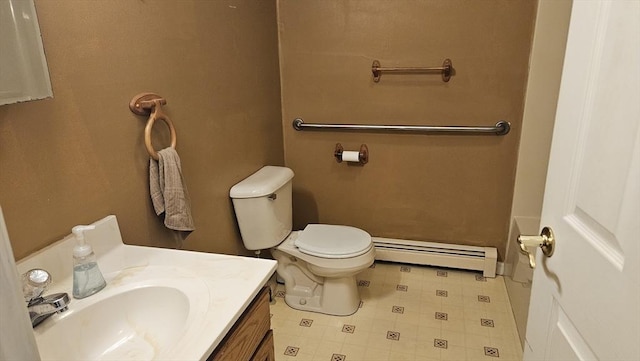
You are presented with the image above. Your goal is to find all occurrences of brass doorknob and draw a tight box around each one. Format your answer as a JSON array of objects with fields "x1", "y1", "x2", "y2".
[{"x1": 517, "y1": 227, "x2": 555, "y2": 269}]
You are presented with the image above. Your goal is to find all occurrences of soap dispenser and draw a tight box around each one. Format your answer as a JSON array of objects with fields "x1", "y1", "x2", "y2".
[{"x1": 72, "y1": 225, "x2": 106, "y2": 299}]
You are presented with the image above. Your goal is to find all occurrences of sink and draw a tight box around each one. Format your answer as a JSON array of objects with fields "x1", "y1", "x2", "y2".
[
  {"x1": 33, "y1": 275, "x2": 210, "y2": 361},
  {"x1": 16, "y1": 215, "x2": 277, "y2": 361},
  {"x1": 35, "y1": 285, "x2": 192, "y2": 360}
]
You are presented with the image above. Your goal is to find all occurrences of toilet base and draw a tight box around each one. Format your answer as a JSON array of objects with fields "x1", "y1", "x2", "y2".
[
  {"x1": 271, "y1": 234, "x2": 374, "y2": 316},
  {"x1": 283, "y1": 275, "x2": 360, "y2": 316}
]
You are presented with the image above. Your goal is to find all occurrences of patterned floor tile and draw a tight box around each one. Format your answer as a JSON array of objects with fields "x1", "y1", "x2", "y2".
[
  {"x1": 484, "y1": 346, "x2": 500, "y2": 357},
  {"x1": 387, "y1": 331, "x2": 401, "y2": 341},
  {"x1": 271, "y1": 261, "x2": 522, "y2": 361},
  {"x1": 435, "y1": 312, "x2": 448, "y2": 320},
  {"x1": 481, "y1": 318, "x2": 495, "y2": 327},
  {"x1": 434, "y1": 338, "x2": 448, "y2": 349},
  {"x1": 299, "y1": 319, "x2": 313, "y2": 327},
  {"x1": 284, "y1": 346, "x2": 299, "y2": 356},
  {"x1": 342, "y1": 324, "x2": 356, "y2": 333}
]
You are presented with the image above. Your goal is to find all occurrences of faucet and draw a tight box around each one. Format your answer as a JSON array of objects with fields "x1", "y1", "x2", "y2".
[
  {"x1": 27, "y1": 293, "x2": 70, "y2": 327},
  {"x1": 22, "y1": 269, "x2": 70, "y2": 327}
]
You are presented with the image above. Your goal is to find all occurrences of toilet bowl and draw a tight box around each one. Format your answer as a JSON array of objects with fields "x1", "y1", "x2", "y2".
[
  {"x1": 273, "y1": 226, "x2": 374, "y2": 315},
  {"x1": 230, "y1": 166, "x2": 375, "y2": 316}
]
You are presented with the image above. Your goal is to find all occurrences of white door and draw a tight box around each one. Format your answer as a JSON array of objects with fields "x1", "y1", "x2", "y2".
[{"x1": 523, "y1": 1, "x2": 640, "y2": 360}]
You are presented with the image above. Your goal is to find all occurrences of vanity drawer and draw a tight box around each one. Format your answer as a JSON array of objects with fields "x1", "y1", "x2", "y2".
[
  {"x1": 250, "y1": 329, "x2": 274, "y2": 361},
  {"x1": 209, "y1": 286, "x2": 272, "y2": 361}
]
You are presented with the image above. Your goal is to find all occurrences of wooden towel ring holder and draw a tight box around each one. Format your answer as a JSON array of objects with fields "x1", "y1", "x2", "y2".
[{"x1": 129, "y1": 93, "x2": 177, "y2": 161}]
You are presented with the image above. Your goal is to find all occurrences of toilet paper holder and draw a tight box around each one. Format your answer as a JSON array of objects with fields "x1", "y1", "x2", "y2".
[{"x1": 335, "y1": 143, "x2": 368, "y2": 164}]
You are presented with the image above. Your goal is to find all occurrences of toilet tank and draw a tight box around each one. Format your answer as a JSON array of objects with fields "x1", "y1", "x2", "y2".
[{"x1": 229, "y1": 166, "x2": 294, "y2": 250}]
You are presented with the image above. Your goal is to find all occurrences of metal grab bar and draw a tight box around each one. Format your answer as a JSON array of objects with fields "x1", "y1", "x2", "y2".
[
  {"x1": 292, "y1": 118, "x2": 511, "y2": 136},
  {"x1": 372, "y1": 59, "x2": 453, "y2": 82}
]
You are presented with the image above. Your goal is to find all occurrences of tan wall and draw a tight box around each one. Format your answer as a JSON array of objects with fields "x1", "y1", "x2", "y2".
[
  {"x1": 0, "y1": 0, "x2": 283, "y2": 260},
  {"x1": 279, "y1": 0, "x2": 536, "y2": 259}
]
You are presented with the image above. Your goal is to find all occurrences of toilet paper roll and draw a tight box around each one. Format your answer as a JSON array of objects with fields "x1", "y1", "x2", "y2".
[{"x1": 342, "y1": 150, "x2": 361, "y2": 162}]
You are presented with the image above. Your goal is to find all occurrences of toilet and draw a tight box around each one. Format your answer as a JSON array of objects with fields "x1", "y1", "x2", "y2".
[{"x1": 230, "y1": 166, "x2": 375, "y2": 316}]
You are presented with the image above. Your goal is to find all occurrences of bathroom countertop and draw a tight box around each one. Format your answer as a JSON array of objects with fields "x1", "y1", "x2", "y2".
[{"x1": 17, "y1": 215, "x2": 277, "y2": 361}]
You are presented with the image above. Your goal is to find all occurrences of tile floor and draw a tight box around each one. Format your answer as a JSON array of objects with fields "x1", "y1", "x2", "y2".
[{"x1": 269, "y1": 261, "x2": 522, "y2": 361}]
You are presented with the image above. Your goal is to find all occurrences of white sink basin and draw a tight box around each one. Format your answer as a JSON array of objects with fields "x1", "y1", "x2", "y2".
[
  {"x1": 16, "y1": 215, "x2": 277, "y2": 361},
  {"x1": 34, "y1": 275, "x2": 210, "y2": 361}
]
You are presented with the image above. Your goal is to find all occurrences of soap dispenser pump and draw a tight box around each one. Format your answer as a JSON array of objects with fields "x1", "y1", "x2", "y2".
[{"x1": 72, "y1": 225, "x2": 106, "y2": 299}]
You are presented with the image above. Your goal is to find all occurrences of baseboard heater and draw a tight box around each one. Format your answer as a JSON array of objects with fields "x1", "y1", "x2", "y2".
[{"x1": 372, "y1": 237, "x2": 498, "y2": 277}]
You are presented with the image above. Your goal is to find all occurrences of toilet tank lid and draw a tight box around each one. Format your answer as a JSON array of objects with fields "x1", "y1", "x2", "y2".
[{"x1": 230, "y1": 166, "x2": 294, "y2": 198}]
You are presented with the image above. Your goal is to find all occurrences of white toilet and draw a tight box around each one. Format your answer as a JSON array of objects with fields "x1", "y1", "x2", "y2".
[{"x1": 230, "y1": 166, "x2": 375, "y2": 316}]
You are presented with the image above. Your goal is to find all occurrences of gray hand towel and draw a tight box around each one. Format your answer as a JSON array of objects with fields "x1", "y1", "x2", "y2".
[{"x1": 149, "y1": 148, "x2": 195, "y2": 233}]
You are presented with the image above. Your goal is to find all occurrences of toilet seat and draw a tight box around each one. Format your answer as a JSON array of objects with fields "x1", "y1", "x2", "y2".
[{"x1": 295, "y1": 224, "x2": 372, "y2": 259}]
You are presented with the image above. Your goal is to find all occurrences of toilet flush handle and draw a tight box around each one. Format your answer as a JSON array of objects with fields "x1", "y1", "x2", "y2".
[{"x1": 268, "y1": 193, "x2": 277, "y2": 200}]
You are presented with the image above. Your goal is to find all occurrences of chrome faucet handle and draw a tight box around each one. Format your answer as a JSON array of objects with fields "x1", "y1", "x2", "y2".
[
  {"x1": 29, "y1": 292, "x2": 70, "y2": 327},
  {"x1": 29, "y1": 293, "x2": 70, "y2": 312},
  {"x1": 22, "y1": 269, "x2": 52, "y2": 303}
]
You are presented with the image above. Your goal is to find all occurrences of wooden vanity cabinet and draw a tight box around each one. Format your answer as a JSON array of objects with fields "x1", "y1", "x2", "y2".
[
  {"x1": 208, "y1": 286, "x2": 274, "y2": 361},
  {"x1": 250, "y1": 330, "x2": 275, "y2": 361}
]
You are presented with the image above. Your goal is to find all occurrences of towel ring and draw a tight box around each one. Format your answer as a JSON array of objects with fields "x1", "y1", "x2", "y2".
[{"x1": 129, "y1": 93, "x2": 177, "y2": 161}]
